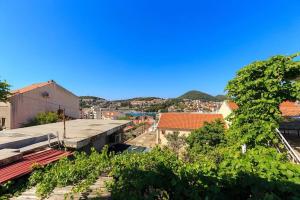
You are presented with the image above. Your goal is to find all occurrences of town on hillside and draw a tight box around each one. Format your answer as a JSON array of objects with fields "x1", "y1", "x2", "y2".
[
  {"x1": 1, "y1": 1, "x2": 300, "y2": 198},
  {"x1": 1, "y1": 63, "x2": 300, "y2": 198}
]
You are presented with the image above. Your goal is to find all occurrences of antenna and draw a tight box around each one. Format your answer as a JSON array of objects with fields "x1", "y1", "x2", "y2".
[{"x1": 63, "y1": 108, "x2": 66, "y2": 139}]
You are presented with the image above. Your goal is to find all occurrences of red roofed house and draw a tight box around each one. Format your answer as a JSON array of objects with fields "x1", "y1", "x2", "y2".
[
  {"x1": 0, "y1": 80, "x2": 79, "y2": 129},
  {"x1": 219, "y1": 100, "x2": 300, "y2": 119},
  {"x1": 219, "y1": 100, "x2": 300, "y2": 135},
  {"x1": 156, "y1": 113, "x2": 223, "y2": 145},
  {"x1": 101, "y1": 111, "x2": 125, "y2": 120},
  {"x1": 279, "y1": 101, "x2": 300, "y2": 117}
]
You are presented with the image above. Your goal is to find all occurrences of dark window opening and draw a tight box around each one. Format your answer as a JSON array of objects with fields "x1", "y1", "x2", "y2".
[{"x1": 1, "y1": 118, "x2": 5, "y2": 127}]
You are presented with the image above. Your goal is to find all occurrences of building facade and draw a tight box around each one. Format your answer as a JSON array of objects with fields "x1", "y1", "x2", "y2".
[
  {"x1": 101, "y1": 111, "x2": 125, "y2": 120},
  {"x1": 156, "y1": 112, "x2": 223, "y2": 145},
  {"x1": 0, "y1": 80, "x2": 79, "y2": 129}
]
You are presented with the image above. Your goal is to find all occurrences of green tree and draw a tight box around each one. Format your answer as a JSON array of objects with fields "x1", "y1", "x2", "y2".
[
  {"x1": 226, "y1": 53, "x2": 300, "y2": 147},
  {"x1": 186, "y1": 120, "x2": 225, "y2": 154},
  {"x1": 165, "y1": 131, "x2": 186, "y2": 155},
  {"x1": 0, "y1": 79, "x2": 10, "y2": 102}
]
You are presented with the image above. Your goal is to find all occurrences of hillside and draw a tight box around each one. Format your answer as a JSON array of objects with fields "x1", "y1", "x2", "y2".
[
  {"x1": 178, "y1": 90, "x2": 226, "y2": 101},
  {"x1": 79, "y1": 96, "x2": 108, "y2": 108},
  {"x1": 215, "y1": 95, "x2": 227, "y2": 101},
  {"x1": 80, "y1": 96, "x2": 107, "y2": 101},
  {"x1": 113, "y1": 97, "x2": 163, "y2": 102}
]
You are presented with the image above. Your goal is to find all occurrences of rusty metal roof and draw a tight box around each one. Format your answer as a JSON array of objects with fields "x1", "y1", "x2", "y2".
[{"x1": 0, "y1": 149, "x2": 71, "y2": 184}]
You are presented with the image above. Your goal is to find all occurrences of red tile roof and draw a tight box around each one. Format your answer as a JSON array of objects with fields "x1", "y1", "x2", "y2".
[
  {"x1": 158, "y1": 113, "x2": 223, "y2": 130},
  {"x1": 227, "y1": 101, "x2": 239, "y2": 110},
  {"x1": 227, "y1": 101, "x2": 300, "y2": 117},
  {"x1": 11, "y1": 81, "x2": 54, "y2": 95},
  {"x1": 280, "y1": 101, "x2": 300, "y2": 117},
  {"x1": 0, "y1": 149, "x2": 71, "y2": 184}
]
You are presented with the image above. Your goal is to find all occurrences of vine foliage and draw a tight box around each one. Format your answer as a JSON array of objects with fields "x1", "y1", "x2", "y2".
[{"x1": 226, "y1": 53, "x2": 300, "y2": 147}]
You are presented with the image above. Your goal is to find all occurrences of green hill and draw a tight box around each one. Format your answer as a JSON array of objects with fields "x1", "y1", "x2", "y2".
[
  {"x1": 79, "y1": 96, "x2": 106, "y2": 101},
  {"x1": 215, "y1": 95, "x2": 227, "y2": 101},
  {"x1": 178, "y1": 90, "x2": 226, "y2": 101}
]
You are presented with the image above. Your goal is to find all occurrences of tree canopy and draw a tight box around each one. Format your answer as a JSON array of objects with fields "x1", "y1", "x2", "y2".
[
  {"x1": 186, "y1": 119, "x2": 226, "y2": 153},
  {"x1": 0, "y1": 79, "x2": 10, "y2": 102},
  {"x1": 226, "y1": 53, "x2": 300, "y2": 147}
]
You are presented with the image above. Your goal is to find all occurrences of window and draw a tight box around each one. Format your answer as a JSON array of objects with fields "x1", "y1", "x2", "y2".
[
  {"x1": 1, "y1": 118, "x2": 5, "y2": 127},
  {"x1": 41, "y1": 91, "x2": 50, "y2": 98}
]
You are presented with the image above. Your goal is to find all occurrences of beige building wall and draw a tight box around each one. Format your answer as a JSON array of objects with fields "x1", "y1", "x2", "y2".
[
  {"x1": 218, "y1": 101, "x2": 233, "y2": 126},
  {"x1": 157, "y1": 129, "x2": 191, "y2": 146},
  {"x1": 9, "y1": 82, "x2": 79, "y2": 129},
  {"x1": 0, "y1": 102, "x2": 11, "y2": 129}
]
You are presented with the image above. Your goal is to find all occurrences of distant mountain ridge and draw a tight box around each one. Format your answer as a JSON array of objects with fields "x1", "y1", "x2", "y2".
[
  {"x1": 178, "y1": 90, "x2": 226, "y2": 101},
  {"x1": 79, "y1": 91, "x2": 226, "y2": 109},
  {"x1": 113, "y1": 97, "x2": 163, "y2": 102}
]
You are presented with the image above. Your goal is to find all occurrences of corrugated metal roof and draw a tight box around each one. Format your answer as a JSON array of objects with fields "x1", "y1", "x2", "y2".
[{"x1": 0, "y1": 149, "x2": 71, "y2": 184}]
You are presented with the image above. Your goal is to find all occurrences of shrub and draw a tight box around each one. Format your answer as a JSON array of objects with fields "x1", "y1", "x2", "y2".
[
  {"x1": 108, "y1": 147, "x2": 300, "y2": 200},
  {"x1": 29, "y1": 147, "x2": 111, "y2": 198},
  {"x1": 186, "y1": 119, "x2": 226, "y2": 154},
  {"x1": 23, "y1": 112, "x2": 59, "y2": 127}
]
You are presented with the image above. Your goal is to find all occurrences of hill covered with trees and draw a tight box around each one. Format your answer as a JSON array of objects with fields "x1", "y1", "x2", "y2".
[{"x1": 178, "y1": 90, "x2": 226, "y2": 101}]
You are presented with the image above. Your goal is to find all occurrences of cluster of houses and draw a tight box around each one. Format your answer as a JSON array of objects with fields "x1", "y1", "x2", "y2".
[
  {"x1": 0, "y1": 80, "x2": 157, "y2": 133},
  {"x1": 1, "y1": 80, "x2": 300, "y2": 146},
  {"x1": 156, "y1": 100, "x2": 300, "y2": 152},
  {"x1": 167, "y1": 99, "x2": 221, "y2": 113},
  {"x1": 0, "y1": 80, "x2": 300, "y2": 186},
  {"x1": 130, "y1": 98, "x2": 166, "y2": 107}
]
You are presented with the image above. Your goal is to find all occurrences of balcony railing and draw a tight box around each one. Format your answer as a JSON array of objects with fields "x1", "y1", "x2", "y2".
[{"x1": 275, "y1": 128, "x2": 300, "y2": 164}]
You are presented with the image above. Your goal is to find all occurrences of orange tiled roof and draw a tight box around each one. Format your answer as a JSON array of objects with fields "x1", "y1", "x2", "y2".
[
  {"x1": 102, "y1": 111, "x2": 121, "y2": 116},
  {"x1": 11, "y1": 81, "x2": 53, "y2": 95},
  {"x1": 158, "y1": 113, "x2": 223, "y2": 130},
  {"x1": 227, "y1": 100, "x2": 300, "y2": 117},
  {"x1": 280, "y1": 101, "x2": 300, "y2": 117},
  {"x1": 227, "y1": 101, "x2": 239, "y2": 110}
]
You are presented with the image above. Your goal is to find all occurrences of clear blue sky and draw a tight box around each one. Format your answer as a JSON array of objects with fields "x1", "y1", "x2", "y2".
[{"x1": 0, "y1": 1, "x2": 299, "y2": 100}]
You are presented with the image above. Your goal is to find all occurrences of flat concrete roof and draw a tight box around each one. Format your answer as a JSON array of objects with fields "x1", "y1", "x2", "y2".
[{"x1": 0, "y1": 119, "x2": 130, "y2": 150}]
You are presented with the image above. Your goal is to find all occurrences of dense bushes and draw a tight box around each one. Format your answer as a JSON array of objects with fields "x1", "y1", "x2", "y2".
[
  {"x1": 107, "y1": 54, "x2": 300, "y2": 199},
  {"x1": 0, "y1": 176, "x2": 30, "y2": 199},
  {"x1": 29, "y1": 147, "x2": 111, "y2": 198},
  {"x1": 34, "y1": 112, "x2": 59, "y2": 125},
  {"x1": 108, "y1": 146, "x2": 300, "y2": 200},
  {"x1": 186, "y1": 120, "x2": 226, "y2": 154},
  {"x1": 226, "y1": 54, "x2": 300, "y2": 147},
  {"x1": 23, "y1": 112, "x2": 59, "y2": 127}
]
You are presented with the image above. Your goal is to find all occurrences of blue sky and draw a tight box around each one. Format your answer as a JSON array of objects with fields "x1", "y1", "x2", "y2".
[{"x1": 0, "y1": 0, "x2": 300, "y2": 100}]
